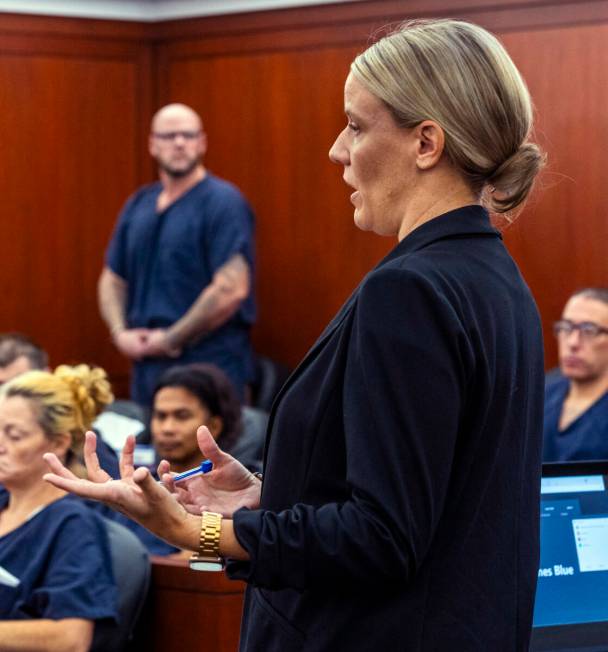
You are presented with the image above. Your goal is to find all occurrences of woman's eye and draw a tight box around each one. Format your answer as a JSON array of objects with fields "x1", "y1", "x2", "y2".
[{"x1": 347, "y1": 122, "x2": 360, "y2": 133}]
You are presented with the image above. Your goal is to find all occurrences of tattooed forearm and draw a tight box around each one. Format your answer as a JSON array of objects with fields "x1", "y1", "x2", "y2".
[{"x1": 166, "y1": 254, "x2": 250, "y2": 348}]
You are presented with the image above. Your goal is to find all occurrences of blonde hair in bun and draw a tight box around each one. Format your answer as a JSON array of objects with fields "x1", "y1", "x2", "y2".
[
  {"x1": 352, "y1": 18, "x2": 545, "y2": 215},
  {"x1": 1, "y1": 364, "x2": 114, "y2": 475}
]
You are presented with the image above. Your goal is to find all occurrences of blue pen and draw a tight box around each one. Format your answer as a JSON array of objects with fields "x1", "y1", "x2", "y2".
[{"x1": 173, "y1": 459, "x2": 213, "y2": 484}]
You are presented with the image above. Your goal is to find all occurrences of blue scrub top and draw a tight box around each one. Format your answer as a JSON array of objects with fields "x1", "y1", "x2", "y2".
[
  {"x1": 543, "y1": 373, "x2": 608, "y2": 461},
  {"x1": 106, "y1": 173, "x2": 255, "y2": 331},
  {"x1": 105, "y1": 173, "x2": 257, "y2": 403},
  {"x1": 0, "y1": 494, "x2": 118, "y2": 622}
]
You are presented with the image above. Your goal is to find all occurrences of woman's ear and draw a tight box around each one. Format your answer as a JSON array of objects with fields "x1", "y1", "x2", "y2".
[
  {"x1": 50, "y1": 432, "x2": 72, "y2": 458},
  {"x1": 414, "y1": 120, "x2": 445, "y2": 170},
  {"x1": 206, "y1": 416, "x2": 224, "y2": 440}
]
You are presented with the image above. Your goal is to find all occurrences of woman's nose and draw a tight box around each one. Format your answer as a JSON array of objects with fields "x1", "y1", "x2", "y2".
[{"x1": 329, "y1": 129, "x2": 349, "y2": 165}]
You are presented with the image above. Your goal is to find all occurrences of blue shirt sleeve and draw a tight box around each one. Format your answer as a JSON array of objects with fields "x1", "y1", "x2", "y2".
[
  {"x1": 204, "y1": 187, "x2": 255, "y2": 274},
  {"x1": 105, "y1": 192, "x2": 142, "y2": 281}
]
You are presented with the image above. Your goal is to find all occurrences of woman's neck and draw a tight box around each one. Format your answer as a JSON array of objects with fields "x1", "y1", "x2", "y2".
[
  {"x1": 3, "y1": 480, "x2": 66, "y2": 520},
  {"x1": 398, "y1": 166, "x2": 479, "y2": 241}
]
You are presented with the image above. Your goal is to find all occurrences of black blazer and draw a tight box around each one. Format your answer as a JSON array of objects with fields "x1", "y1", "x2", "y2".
[{"x1": 228, "y1": 205, "x2": 545, "y2": 651}]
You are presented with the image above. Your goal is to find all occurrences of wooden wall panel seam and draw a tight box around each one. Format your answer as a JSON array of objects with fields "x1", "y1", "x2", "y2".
[{"x1": 2, "y1": 0, "x2": 607, "y2": 375}]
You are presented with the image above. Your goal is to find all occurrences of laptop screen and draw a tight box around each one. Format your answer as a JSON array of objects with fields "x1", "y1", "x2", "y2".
[{"x1": 531, "y1": 461, "x2": 608, "y2": 651}]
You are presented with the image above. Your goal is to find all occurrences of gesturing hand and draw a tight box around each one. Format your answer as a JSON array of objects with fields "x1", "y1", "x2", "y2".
[
  {"x1": 158, "y1": 426, "x2": 262, "y2": 518},
  {"x1": 44, "y1": 432, "x2": 199, "y2": 551}
]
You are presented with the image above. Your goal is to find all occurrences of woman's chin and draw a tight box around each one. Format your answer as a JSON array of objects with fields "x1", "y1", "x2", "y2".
[{"x1": 353, "y1": 209, "x2": 372, "y2": 232}]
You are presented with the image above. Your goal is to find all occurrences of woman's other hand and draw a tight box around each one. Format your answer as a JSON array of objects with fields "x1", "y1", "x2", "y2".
[
  {"x1": 43, "y1": 432, "x2": 200, "y2": 550},
  {"x1": 159, "y1": 425, "x2": 262, "y2": 518}
]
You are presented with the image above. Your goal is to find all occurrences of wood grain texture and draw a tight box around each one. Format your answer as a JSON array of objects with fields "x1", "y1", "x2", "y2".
[
  {"x1": 1, "y1": 1, "x2": 607, "y2": 392},
  {"x1": 156, "y1": 2, "x2": 608, "y2": 369},
  {"x1": 135, "y1": 557, "x2": 245, "y2": 651},
  {"x1": 499, "y1": 25, "x2": 608, "y2": 365},
  {"x1": 0, "y1": 17, "x2": 154, "y2": 395},
  {"x1": 159, "y1": 46, "x2": 394, "y2": 366}
]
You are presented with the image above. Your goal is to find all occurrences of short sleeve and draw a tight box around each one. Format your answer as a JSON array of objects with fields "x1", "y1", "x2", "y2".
[
  {"x1": 204, "y1": 188, "x2": 255, "y2": 274},
  {"x1": 105, "y1": 194, "x2": 139, "y2": 281},
  {"x1": 24, "y1": 508, "x2": 118, "y2": 622}
]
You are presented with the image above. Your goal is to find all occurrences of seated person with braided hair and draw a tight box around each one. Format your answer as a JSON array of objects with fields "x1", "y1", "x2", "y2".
[{"x1": 0, "y1": 365, "x2": 117, "y2": 652}]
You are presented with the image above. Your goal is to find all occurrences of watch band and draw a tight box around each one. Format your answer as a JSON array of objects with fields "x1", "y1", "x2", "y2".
[
  {"x1": 189, "y1": 511, "x2": 224, "y2": 572},
  {"x1": 199, "y1": 511, "x2": 222, "y2": 557}
]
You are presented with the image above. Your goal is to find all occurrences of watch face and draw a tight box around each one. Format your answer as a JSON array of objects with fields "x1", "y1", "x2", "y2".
[{"x1": 189, "y1": 558, "x2": 225, "y2": 572}]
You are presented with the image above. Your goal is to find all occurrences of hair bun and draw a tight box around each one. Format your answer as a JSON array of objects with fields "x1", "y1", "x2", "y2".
[
  {"x1": 486, "y1": 143, "x2": 546, "y2": 214},
  {"x1": 54, "y1": 364, "x2": 114, "y2": 432}
]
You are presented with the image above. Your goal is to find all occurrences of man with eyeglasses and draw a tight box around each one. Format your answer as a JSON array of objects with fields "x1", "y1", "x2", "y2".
[
  {"x1": 98, "y1": 103, "x2": 256, "y2": 406},
  {"x1": 543, "y1": 288, "x2": 608, "y2": 461}
]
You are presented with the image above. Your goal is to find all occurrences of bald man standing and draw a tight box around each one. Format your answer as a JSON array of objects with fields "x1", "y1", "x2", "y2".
[{"x1": 98, "y1": 104, "x2": 256, "y2": 405}]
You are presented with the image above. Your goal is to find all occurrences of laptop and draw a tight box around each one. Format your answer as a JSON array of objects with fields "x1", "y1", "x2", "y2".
[{"x1": 531, "y1": 460, "x2": 608, "y2": 652}]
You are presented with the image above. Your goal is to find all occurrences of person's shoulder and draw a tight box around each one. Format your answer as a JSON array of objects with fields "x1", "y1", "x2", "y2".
[
  {"x1": 131, "y1": 181, "x2": 161, "y2": 199},
  {"x1": 545, "y1": 370, "x2": 568, "y2": 395},
  {"x1": 203, "y1": 172, "x2": 243, "y2": 194},
  {"x1": 358, "y1": 263, "x2": 460, "y2": 330},
  {"x1": 45, "y1": 496, "x2": 105, "y2": 527},
  {"x1": 362, "y1": 254, "x2": 448, "y2": 299},
  {"x1": 119, "y1": 182, "x2": 161, "y2": 218},
  {"x1": 198, "y1": 173, "x2": 251, "y2": 208}
]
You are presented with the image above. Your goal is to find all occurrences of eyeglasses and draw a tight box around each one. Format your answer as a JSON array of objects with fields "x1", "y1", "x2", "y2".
[
  {"x1": 553, "y1": 319, "x2": 608, "y2": 340},
  {"x1": 152, "y1": 130, "x2": 201, "y2": 142}
]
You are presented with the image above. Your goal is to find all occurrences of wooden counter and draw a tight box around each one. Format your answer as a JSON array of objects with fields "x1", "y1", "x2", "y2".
[{"x1": 134, "y1": 556, "x2": 245, "y2": 651}]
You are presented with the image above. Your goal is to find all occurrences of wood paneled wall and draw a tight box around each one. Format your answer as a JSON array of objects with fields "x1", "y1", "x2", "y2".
[
  {"x1": 0, "y1": 0, "x2": 606, "y2": 392},
  {"x1": 0, "y1": 14, "x2": 155, "y2": 394},
  {"x1": 155, "y1": 0, "x2": 608, "y2": 370}
]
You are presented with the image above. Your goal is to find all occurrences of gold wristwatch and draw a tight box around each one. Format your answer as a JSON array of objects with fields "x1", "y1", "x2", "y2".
[{"x1": 189, "y1": 511, "x2": 225, "y2": 572}]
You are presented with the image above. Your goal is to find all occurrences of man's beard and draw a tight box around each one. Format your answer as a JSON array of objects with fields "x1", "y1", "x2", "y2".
[{"x1": 160, "y1": 157, "x2": 199, "y2": 179}]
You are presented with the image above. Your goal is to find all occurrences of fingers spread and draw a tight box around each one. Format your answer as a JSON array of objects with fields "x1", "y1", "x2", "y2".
[
  {"x1": 157, "y1": 459, "x2": 171, "y2": 477},
  {"x1": 43, "y1": 453, "x2": 79, "y2": 480},
  {"x1": 43, "y1": 471, "x2": 108, "y2": 501},
  {"x1": 160, "y1": 472, "x2": 176, "y2": 494},
  {"x1": 83, "y1": 431, "x2": 111, "y2": 483},
  {"x1": 119, "y1": 434, "x2": 136, "y2": 479},
  {"x1": 132, "y1": 466, "x2": 162, "y2": 498},
  {"x1": 196, "y1": 426, "x2": 225, "y2": 462}
]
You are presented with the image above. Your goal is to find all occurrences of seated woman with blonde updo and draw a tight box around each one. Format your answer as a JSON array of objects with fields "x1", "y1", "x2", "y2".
[{"x1": 0, "y1": 365, "x2": 117, "y2": 652}]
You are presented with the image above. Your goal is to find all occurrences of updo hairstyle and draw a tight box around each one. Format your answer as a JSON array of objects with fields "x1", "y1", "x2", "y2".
[
  {"x1": 352, "y1": 19, "x2": 545, "y2": 213},
  {"x1": 2, "y1": 364, "x2": 113, "y2": 474}
]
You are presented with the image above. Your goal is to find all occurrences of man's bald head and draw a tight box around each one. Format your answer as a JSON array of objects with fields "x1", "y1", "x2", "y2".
[
  {"x1": 149, "y1": 103, "x2": 207, "y2": 179},
  {"x1": 151, "y1": 103, "x2": 203, "y2": 133}
]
